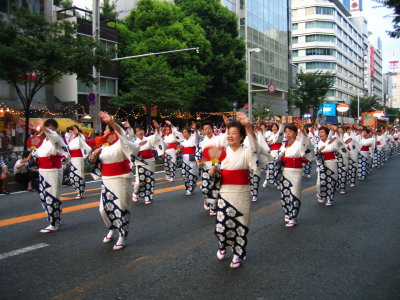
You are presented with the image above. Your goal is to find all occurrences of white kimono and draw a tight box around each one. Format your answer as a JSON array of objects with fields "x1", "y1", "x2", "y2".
[
  {"x1": 133, "y1": 131, "x2": 160, "y2": 202},
  {"x1": 35, "y1": 129, "x2": 69, "y2": 226},
  {"x1": 215, "y1": 134, "x2": 257, "y2": 259},
  {"x1": 98, "y1": 129, "x2": 139, "y2": 237},
  {"x1": 68, "y1": 134, "x2": 92, "y2": 196}
]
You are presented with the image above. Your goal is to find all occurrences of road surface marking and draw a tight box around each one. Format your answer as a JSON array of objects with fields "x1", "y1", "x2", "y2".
[
  {"x1": 0, "y1": 183, "x2": 198, "y2": 228},
  {"x1": 0, "y1": 243, "x2": 49, "y2": 261}
]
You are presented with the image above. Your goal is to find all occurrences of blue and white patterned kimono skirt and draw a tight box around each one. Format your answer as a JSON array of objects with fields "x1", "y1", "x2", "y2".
[
  {"x1": 100, "y1": 176, "x2": 132, "y2": 238},
  {"x1": 69, "y1": 157, "x2": 85, "y2": 196},
  {"x1": 316, "y1": 154, "x2": 338, "y2": 203},
  {"x1": 216, "y1": 188, "x2": 250, "y2": 259},
  {"x1": 278, "y1": 167, "x2": 302, "y2": 221},
  {"x1": 38, "y1": 169, "x2": 63, "y2": 226}
]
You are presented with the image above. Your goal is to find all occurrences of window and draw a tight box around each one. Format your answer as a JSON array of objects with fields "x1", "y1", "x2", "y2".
[
  {"x1": 305, "y1": 7, "x2": 315, "y2": 15},
  {"x1": 326, "y1": 90, "x2": 335, "y2": 97},
  {"x1": 101, "y1": 40, "x2": 117, "y2": 58},
  {"x1": 305, "y1": 34, "x2": 334, "y2": 42},
  {"x1": 316, "y1": 6, "x2": 334, "y2": 15},
  {"x1": 305, "y1": 21, "x2": 335, "y2": 29},
  {"x1": 306, "y1": 48, "x2": 334, "y2": 56},
  {"x1": 306, "y1": 62, "x2": 335, "y2": 70},
  {"x1": 100, "y1": 78, "x2": 117, "y2": 96},
  {"x1": 292, "y1": 36, "x2": 298, "y2": 44},
  {"x1": 292, "y1": 23, "x2": 298, "y2": 30},
  {"x1": 292, "y1": 50, "x2": 298, "y2": 57}
]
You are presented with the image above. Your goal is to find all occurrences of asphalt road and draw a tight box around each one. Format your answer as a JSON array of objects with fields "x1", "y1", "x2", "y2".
[{"x1": 0, "y1": 157, "x2": 399, "y2": 300}]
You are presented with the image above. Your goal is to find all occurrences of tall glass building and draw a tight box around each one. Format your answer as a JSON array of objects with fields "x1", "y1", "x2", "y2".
[{"x1": 222, "y1": 0, "x2": 291, "y2": 115}]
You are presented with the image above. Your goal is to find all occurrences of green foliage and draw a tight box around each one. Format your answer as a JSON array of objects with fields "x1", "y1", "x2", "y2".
[
  {"x1": 175, "y1": 0, "x2": 247, "y2": 112},
  {"x1": 289, "y1": 70, "x2": 335, "y2": 119},
  {"x1": 0, "y1": 8, "x2": 111, "y2": 147},
  {"x1": 372, "y1": 0, "x2": 400, "y2": 38},
  {"x1": 101, "y1": 0, "x2": 118, "y2": 21},
  {"x1": 111, "y1": 0, "x2": 211, "y2": 123},
  {"x1": 54, "y1": 0, "x2": 73, "y2": 9},
  {"x1": 252, "y1": 103, "x2": 273, "y2": 123},
  {"x1": 350, "y1": 96, "x2": 383, "y2": 117}
]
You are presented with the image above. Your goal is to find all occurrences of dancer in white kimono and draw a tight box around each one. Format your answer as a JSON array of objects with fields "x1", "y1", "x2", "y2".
[
  {"x1": 278, "y1": 121, "x2": 307, "y2": 227},
  {"x1": 263, "y1": 120, "x2": 284, "y2": 188},
  {"x1": 67, "y1": 125, "x2": 92, "y2": 199},
  {"x1": 179, "y1": 123, "x2": 199, "y2": 196},
  {"x1": 196, "y1": 117, "x2": 228, "y2": 216},
  {"x1": 358, "y1": 128, "x2": 375, "y2": 181},
  {"x1": 163, "y1": 121, "x2": 184, "y2": 182},
  {"x1": 335, "y1": 127, "x2": 349, "y2": 194},
  {"x1": 31, "y1": 119, "x2": 70, "y2": 233},
  {"x1": 90, "y1": 112, "x2": 139, "y2": 250},
  {"x1": 249, "y1": 128, "x2": 271, "y2": 202},
  {"x1": 132, "y1": 120, "x2": 161, "y2": 204},
  {"x1": 343, "y1": 126, "x2": 360, "y2": 187},
  {"x1": 316, "y1": 126, "x2": 338, "y2": 206},
  {"x1": 211, "y1": 112, "x2": 257, "y2": 269}
]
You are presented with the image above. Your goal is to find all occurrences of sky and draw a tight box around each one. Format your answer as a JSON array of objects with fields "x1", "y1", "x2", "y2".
[{"x1": 73, "y1": 0, "x2": 398, "y2": 72}]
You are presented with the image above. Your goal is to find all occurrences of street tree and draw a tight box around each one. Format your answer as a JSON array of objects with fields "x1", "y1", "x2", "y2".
[
  {"x1": 252, "y1": 103, "x2": 273, "y2": 123},
  {"x1": 0, "y1": 8, "x2": 111, "y2": 148},
  {"x1": 101, "y1": 0, "x2": 118, "y2": 21},
  {"x1": 175, "y1": 0, "x2": 247, "y2": 112},
  {"x1": 111, "y1": 0, "x2": 211, "y2": 127},
  {"x1": 289, "y1": 70, "x2": 335, "y2": 121},
  {"x1": 350, "y1": 95, "x2": 383, "y2": 117},
  {"x1": 372, "y1": 0, "x2": 400, "y2": 38}
]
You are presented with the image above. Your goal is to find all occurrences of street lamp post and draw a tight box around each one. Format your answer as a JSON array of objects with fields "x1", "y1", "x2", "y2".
[
  {"x1": 247, "y1": 47, "x2": 261, "y2": 124},
  {"x1": 357, "y1": 93, "x2": 363, "y2": 122},
  {"x1": 232, "y1": 100, "x2": 238, "y2": 120}
]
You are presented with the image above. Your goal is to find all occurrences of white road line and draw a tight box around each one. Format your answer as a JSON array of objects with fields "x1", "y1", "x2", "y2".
[{"x1": 0, "y1": 243, "x2": 49, "y2": 261}]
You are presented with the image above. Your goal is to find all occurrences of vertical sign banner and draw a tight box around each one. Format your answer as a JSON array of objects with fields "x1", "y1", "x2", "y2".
[{"x1": 370, "y1": 46, "x2": 375, "y2": 77}]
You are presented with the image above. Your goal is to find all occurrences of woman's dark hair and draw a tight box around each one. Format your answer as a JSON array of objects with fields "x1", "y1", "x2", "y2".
[
  {"x1": 44, "y1": 119, "x2": 58, "y2": 129},
  {"x1": 182, "y1": 126, "x2": 191, "y2": 134},
  {"x1": 101, "y1": 122, "x2": 114, "y2": 133},
  {"x1": 319, "y1": 126, "x2": 330, "y2": 135},
  {"x1": 22, "y1": 151, "x2": 30, "y2": 159},
  {"x1": 134, "y1": 125, "x2": 144, "y2": 134},
  {"x1": 227, "y1": 121, "x2": 246, "y2": 142},
  {"x1": 285, "y1": 123, "x2": 298, "y2": 133},
  {"x1": 202, "y1": 121, "x2": 213, "y2": 129},
  {"x1": 364, "y1": 128, "x2": 371, "y2": 134},
  {"x1": 71, "y1": 125, "x2": 82, "y2": 133},
  {"x1": 271, "y1": 123, "x2": 279, "y2": 130}
]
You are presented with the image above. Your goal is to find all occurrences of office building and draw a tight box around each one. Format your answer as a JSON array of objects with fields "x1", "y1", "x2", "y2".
[{"x1": 292, "y1": 0, "x2": 364, "y2": 110}]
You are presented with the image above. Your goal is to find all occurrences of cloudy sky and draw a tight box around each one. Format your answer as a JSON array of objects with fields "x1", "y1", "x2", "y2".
[{"x1": 73, "y1": 0, "x2": 398, "y2": 72}]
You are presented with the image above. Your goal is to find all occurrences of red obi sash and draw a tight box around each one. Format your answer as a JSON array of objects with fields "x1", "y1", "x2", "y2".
[
  {"x1": 360, "y1": 145, "x2": 371, "y2": 151},
  {"x1": 38, "y1": 155, "x2": 63, "y2": 169},
  {"x1": 395, "y1": 138, "x2": 399, "y2": 141},
  {"x1": 270, "y1": 143, "x2": 282, "y2": 151},
  {"x1": 322, "y1": 152, "x2": 336, "y2": 160},
  {"x1": 167, "y1": 143, "x2": 177, "y2": 150},
  {"x1": 139, "y1": 149, "x2": 154, "y2": 159},
  {"x1": 69, "y1": 149, "x2": 83, "y2": 158},
  {"x1": 221, "y1": 169, "x2": 250, "y2": 185},
  {"x1": 376, "y1": 141, "x2": 381, "y2": 146},
  {"x1": 283, "y1": 157, "x2": 303, "y2": 169},
  {"x1": 102, "y1": 159, "x2": 130, "y2": 176},
  {"x1": 182, "y1": 146, "x2": 196, "y2": 155}
]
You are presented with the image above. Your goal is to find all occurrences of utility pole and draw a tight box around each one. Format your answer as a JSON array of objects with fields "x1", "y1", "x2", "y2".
[{"x1": 90, "y1": 0, "x2": 101, "y2": 133}]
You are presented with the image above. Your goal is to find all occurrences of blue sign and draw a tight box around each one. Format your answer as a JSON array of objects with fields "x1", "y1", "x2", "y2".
[{"x1": 318, "y1": 103, "x2": 337, "y2": 116}]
